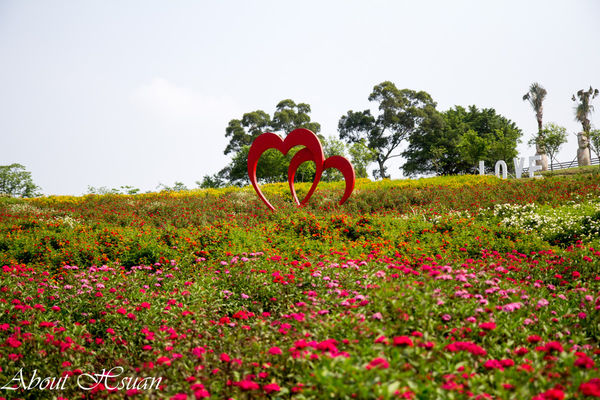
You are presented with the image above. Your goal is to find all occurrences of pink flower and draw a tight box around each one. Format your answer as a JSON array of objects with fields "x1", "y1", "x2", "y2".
[
  {"x1": 374, "y1": 336, "x2": 388, "y2": 344},
  {"x1": 366, "y1": 357, "x2": 389, "y2": 370},
  {"x1": 236, "y1": 380, "x2": 259, "y2": 391},
  {"x1": 220, "y1": 353, "x2": 231, "y2": 362},
  {"x1": 484, "y1": 359, "x2": 503, "y2": 370},
  {"x1": 393, "y1": 336, "x2": 414, "y2": 347},
  {"x1": 6, "y1": 337, "x2": 22, "y2": 348},
  {"x1": 479, "y1": 322, "x2": 496, "y2": 331},
  {"x1": 157, "y1": 356, "x2": 171, "y2": 366},
  {"x1": 194, "y1": 389, "x2": 210, "y2": 398},
  {"x1": 268, "y1": 347, "x2": 282, "y2": 355},
  {"x1": 263, "y1": 383, "x2": 281, "y2": 393},
  {"x1": 192, "y1": 347, "x2": 206, "y2": 358},
  {"x1": 579, "y1": 378, "x2": 600, "y2": 397}
]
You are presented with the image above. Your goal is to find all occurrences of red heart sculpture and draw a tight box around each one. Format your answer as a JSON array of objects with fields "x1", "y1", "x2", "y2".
[
  {"x1": 288, "y1": 148, "x2": 355, "y2": 206},
  {"x1": 247, "y1": 128, "x2": 324, "y2": 211}
]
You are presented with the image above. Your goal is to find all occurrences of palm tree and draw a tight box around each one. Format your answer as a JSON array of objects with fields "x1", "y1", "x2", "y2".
[
  {"x1": 523, "y1": 82, "x2": 548, "y2": 170},
  {"x1": 572, "y1": 86, "x2": 599, "y2": 135},
  {"x1": 572, "y1": 86, "x2": 599, "y2": 165}
]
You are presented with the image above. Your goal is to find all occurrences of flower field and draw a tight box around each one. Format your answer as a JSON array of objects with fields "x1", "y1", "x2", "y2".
[{"x1": 1, "y1": 174, "x2": 600, "y2": 399}]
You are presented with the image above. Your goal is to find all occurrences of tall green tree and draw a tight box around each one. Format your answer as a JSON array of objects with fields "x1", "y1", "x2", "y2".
[
  {"x1": 271, "y1": 100, "x2": 321, "y2": 134},
  {"x1": 224, "y1": 110, "x2": 272, "y2": 156},
  {"x1": 402, "y1": 106, "x2": 522, "y2": 176},
  {"x1": 0, "y1": 164, "x2": 41, "y2": 197},
  {"x1": 523, "y1": 82, "x2": 548, "y2": 170},
  {"x1": 220, "y1": 99, "x2": 321, "y2": 185},
  {"x1": 338, "y1": 81, "x2": 438, "y2": 179},
  {"x1": 573, "y1": 86, "x2": 599, "y2": 135},
  {"x1": 572, "y1": 86, "x2": 599, "y2": 164},
  {"x1": 348, "y1": 140, "x2": 376, "y2": 179},
  {"x1": 528, "y1": 123, "x2": 567, "y2": 171},
  {"x1": 588, "y1": 129, "x2": 600, "y2": 165}
]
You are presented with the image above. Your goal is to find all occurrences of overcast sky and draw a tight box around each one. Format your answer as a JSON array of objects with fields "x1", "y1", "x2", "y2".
[{"x1": 1, "y1": 1, "x2": 599, "y2": 195}]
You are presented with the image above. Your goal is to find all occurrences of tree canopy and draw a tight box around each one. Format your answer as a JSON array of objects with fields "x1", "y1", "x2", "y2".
[
  {"x1": 338, "y1": 81, "x2": 438, "y2": 179},
  {"x1": 0, "y1": 164, "x2": 41, "y2": 197},
  {"x1": 528, "y1": 123, "x2": 567, "y2": 171},
  {"x1": 402, "y1": 106, "x2": 522, "y2": 176},
  {"x1": 216, "y1": 99, "x2": 321, "y2": 186},
  {"x1": 224, "y1": 100, "x2": 321, "y2": 156}
]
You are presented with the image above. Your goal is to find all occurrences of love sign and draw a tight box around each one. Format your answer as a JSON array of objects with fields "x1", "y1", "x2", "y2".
[{"x1": 247, "y1": 128, "x2": 355, "y2": 211}]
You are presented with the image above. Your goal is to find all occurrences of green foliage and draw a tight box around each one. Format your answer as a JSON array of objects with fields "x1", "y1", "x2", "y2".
[
  {"x1": 157, "y1": 182, "x2": 188, "y2": 192},
  {"x1": 221, "y1": 99, "x2": 321, "y2": 185},
  {"x1": 0, "y1": 163, "x2": 41, "y2": 197},
  {"x1": 225, "y1": 145, "x2": 317, "y2": 186},
  {"x1": 403, "y1": 105, "x2": 522, "y2": 176},
  {"x1": 528, "y1": 123, "x2": 568, "y2": 171},
  {"x1": 197, "y1": 173, "x2": 227, "y2": 189},
  {"x1": 87, "y1": 185, "x2": 141, "y2": 195},
  {"x1": 572, "y1": 86, "x2": 599, "y2": 134},
  {"x1": 1, "y1": 174, "x2": 600, "y2": 399},
  {"x1": 338, "y1": 81, "x2": 439, "y2": 179},
  {"x1": 522, "y1": 82, "x2": 547, "y2": 132},
  {"x1": 588, "y1": 129, "x2": 600, "y2": 167},
  {"x1": 348, "y1": 139, "x2": 376, "y2": 178}
]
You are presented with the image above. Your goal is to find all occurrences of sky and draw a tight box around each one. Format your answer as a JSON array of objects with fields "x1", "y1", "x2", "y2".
[{"x1": 1, "y1": 0, "x2": 599, "y2": 195}]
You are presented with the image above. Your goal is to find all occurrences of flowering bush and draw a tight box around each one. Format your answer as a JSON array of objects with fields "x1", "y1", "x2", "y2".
[{"x1": 0, "y1": 174, "x2": 599, "y2": 399}]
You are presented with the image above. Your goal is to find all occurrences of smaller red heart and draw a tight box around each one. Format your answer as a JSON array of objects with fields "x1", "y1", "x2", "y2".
[{"x1": 288, "y1": 148, "x2": 355, "y2": 206}]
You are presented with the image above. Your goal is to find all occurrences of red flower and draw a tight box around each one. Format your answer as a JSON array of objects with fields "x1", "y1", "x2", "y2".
[
  {"x1": 580, "y1": 378, "x2": 600, "y2": 397},
  {"x1": 393, "y1": 336, "x2": 414, "y2": 347},
  {"x1": 479, "y1": 322, "x2": 496, "y2": 331},
  {"x1": 366, "y1": 357, "x2": 389, "y2": 370},
  {"x1": 575, "y1": 353, "x2": 595, "y2": 369},
  {"x1": 157, "y1": 356, "x2": 171, "y2": 366},
  {"x1": 514, "y1": 347, "x2": 529, "y2": 356},
  {"x1": 544, "y1": 341, "x2": 564, "y2": 353},
  {"x1": 263, "y1": 383, "x2": 281, "y2": 393},
  {"x1": 235, "y1": 380, "x2": 260, "y2": 391},
  {"x1": 538, "y1": 388, "x2": 565, "y2": 400},
  {"x1": 527, "y1": 335, "x2": 542, "y2": 343}
]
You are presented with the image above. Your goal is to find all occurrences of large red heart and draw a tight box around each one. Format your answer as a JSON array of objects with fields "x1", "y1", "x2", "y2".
[
  {"x1": 288, "y1": 147, "x2": 355, "y2": 206},
  {"x1": 247, "y1": 128, "x2": 324, "y2": 211}
]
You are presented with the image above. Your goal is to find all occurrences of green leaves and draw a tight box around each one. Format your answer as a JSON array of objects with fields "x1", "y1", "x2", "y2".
[
  {"x1": 220, "y1": 99, "x2": 322, "y2": 185},
  {"x1": 339, "y1": 81, "x2": 438, "y2": 179},
  {"x1": 0, "y1": 163, "x2": 41, "y2": 198},
  {"x1": 403, "y1": 105, "x2": 522, "y2": 176}
]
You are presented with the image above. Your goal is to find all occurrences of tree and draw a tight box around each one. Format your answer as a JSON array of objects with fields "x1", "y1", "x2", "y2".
[
  {"x1": 572, "y1": 86, "x2": 599, "y2": 163},
  {"x1": 523, "y1": 82, "x2": 548, "y2": 170},
  {"x1": 338, "y1": 81, "x2": 438, "y2": 179},
  {"x1": 348, "y1": 140, "x2": 376, "y2": 179},
  {"x1": 0, "y1": 164, "x2": 41, "y2": 197},
  {"x1": 157, "y1": 182, "x2": 188, "y2": 192},
  {"x1": 224, "y1": 110, "x2": 271, "y2": 156},
  {"x1": 589, "y1": 129, "x2": 600, "y2": 165},
  {"x1": 528, "y1": 123, "x2": 567, "y2": 171},
  {"x1": 271, "y1": 100, "x2": 321, "y2": 134},
  {"x1": 197, "y1": 172, "x2": 227, "y2": 189},
  {"x1": 223, "y1": 100, "x2": 320, "y2": 157},
  {"x1": 457, "y1": 129, "x2": 490, "y2": 168},
  {"x1": 221, "y1": 99, "x2": 321, "y2": 185},
  {"x1": 573, "y1": 87, "x2": 599, "y2": 135},
  {"x1": 402, "y1": 106, "x2": 522, "y2": 176}
]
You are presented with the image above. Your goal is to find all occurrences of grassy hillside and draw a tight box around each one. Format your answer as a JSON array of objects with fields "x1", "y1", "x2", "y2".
[{"x1": 0, "y1": 174, "x2": 599, "y2": 399}]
